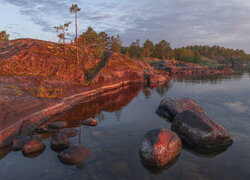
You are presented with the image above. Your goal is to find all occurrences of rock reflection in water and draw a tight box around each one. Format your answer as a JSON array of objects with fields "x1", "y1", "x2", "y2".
[
  {"x1": 141, "y1": 154, "x2": 180, "y2": 175},
  {"x1": 46, "y1": 84, "x2": 144, "y2": 127}
]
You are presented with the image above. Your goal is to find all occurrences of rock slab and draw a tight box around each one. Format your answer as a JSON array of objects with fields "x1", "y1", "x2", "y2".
[
  {"x1": 171, "y1": 110, "x2": 233, "y2": 148},
  {"x1": 58, "y1": 146, "x2": 91, "y2": 165},
  {"x1": 156, "y1": 97, "x2": 205, "y2": 120},
  {"x1": 139, "y1": 128, "x2": 182, "y2": 167}
]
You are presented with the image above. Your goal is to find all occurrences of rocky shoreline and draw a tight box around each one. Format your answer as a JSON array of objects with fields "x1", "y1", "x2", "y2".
[{"x1": 0, "y1": 39, "x2": 234, "y2": 150}]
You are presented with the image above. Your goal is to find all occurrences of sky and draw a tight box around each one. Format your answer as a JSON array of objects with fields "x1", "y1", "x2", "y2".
[{"x1": 0, "y1": 0, "x2": 250, "y2": 53}]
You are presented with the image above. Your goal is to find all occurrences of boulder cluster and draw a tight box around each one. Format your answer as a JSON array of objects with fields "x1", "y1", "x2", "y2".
[
  {"x1": 140, "y1": 97, "x2": 233, "y2": 168},
  {"x1": 10, "y1": 118, "x2": 97, "y2": 164}
]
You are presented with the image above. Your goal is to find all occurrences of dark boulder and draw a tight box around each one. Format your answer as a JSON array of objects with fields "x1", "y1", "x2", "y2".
[
  {"x1": 12, "y1": 135, "x2": 31, "y2": 151},
  {"x1": 22, "y1": 139, "x2": 46, "y2": 154},
  {"x1": 58, "y1": 146, "x2": 91, "y2": 165},
  {"x1": 80, "y1": 118, "x2": 98, "y2": 126},
  {"x1": 59, "y1": 128, "x2": 78, "y2": 137},
  {"x1": 48, "y1": 121, "x2": 67, "y2": 129},
  {"x1": 139, "y1": 128, "x2": 182, "y2": 167},
  {"x1": 51, "y1": 133, "x2": 70, "y2": 150},
  {"x1": 156, "y1": 97, "x2": 205, "y2": 120},
  {"x1": 171, "y1": 110, "x2": 233, "y2": 149}
]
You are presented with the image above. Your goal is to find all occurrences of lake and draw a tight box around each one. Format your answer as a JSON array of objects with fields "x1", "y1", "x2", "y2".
[{"x1": 0, "y1": 69, "x2": 250, "y2": 180}]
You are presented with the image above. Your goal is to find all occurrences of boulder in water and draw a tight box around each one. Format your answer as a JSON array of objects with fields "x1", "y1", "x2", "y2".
[
  {"x1": 139, "y1": 128, "x2": 182, "y2": 167},
  {"x1": 171, "y1": 110, "x2": 233, "y2": 149},
  {"x1": 156, "y1": 97, "x2": 205, "y2": 120},
  {"x1": 22, "y1": 139, "x2": 45, "y2": 154}
]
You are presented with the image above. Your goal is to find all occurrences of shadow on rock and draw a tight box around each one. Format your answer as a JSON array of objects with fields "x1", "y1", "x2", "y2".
[{"x1": 140, "y1": 154, "x2": 180, "y2": 175}]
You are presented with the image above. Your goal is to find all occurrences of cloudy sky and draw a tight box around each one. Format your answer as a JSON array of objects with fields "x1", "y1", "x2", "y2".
[{"x1": 0, "y1": 0, "x2": 250, "y2": 52}]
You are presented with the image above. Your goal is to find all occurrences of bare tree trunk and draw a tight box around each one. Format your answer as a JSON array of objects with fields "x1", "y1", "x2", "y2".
[
  {"x1": 62, "y1": 29, "x2": 66, "y2": 55},
  {"x1": 75, "y1": 12, "x2": 79, "y2": 65}
]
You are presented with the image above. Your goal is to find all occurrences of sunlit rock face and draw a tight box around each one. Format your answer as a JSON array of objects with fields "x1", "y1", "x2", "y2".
[
  {"x1": 139, "y1": 128, "x2": 182, "y2": 167},
  {"x1": 171, "y1": 110, "x2": 233, "y2": 149},
  {"x1": 156, "y1": 97, "x2": 205, "y2": 120}
]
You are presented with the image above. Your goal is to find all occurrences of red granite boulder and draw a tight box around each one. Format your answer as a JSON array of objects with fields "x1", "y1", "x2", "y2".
[
  {"x1": 22, "y1": 139, "x2": 46, "y2": 154},
  {"x1": 171, "y1": 110, "x2": 233, "y2": 149},
  {"x1": 156, "y1": 97, "x2": 205, "y2": 120},
  {"x1": 139, "y1": 128, "x2": 182, "y2": 167}
]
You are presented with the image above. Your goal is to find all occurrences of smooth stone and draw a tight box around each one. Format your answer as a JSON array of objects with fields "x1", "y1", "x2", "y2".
[
  {"x1": 12, "y1": 135, "x2": 31, "y2": 151},
  {"x1": 59, "y1": 128, "x2": 78, "y2": 137},
  {"x1": 139, "y1": 128, "x2": 182, "y2": 167},
  {"x1": 58, "y1": 146, "x2": 91, "y2": 165},
  {"x1": 80, "y1": 118, "x2": 98, "y2": 126},
  {"x1": 156, "y1": 97, "x2": 205, "y2": 120},
  {"x1": 48, "y1": 121, "x2": 67, "y2": 129},
  {"x1": 22, "y1": 139, "x2": 46, "y2": 154},
  {"x1": 171, "y1": 110, "x2": 233, "y2": 148},
  {"x1": 51, "y1": 133, "x2": 70, "y2": 150}
]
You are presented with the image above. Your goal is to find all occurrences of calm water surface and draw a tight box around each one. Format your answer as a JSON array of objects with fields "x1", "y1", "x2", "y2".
[{"x1": 0, "y1": 70, "x2": 250, "y2": 180}]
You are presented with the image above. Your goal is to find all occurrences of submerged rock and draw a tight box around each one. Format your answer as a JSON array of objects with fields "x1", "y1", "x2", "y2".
[
  {"x1": 22, "y1": 139, "x2": 45, "y2": 154},
  {"x1": 59, "y1": 128, "x2": 78, "y2": 137},
  {"x1": 171, "y1": 110, "x2": 233, "y2": 149},
  {"x1": 139, "y1": 128, "x2": 182, "y2": 167},
  {"x1": 51, "y1": 133, "x2": 70, "y2": 150},
  {"x1": 156, "y1": 97, "x2": 205, "y2": 120},
  {"x1": 80, "y1": 118, "x2": 98, "y2": 126},
  {"x1": 48, "y1": 121, "x2": 67, "y2": 129},
  {"x1": 12, "y1": 135, "x2": 31, "y2": 151},
  {"x1": 58, "y1": 146, "x2": 91, "y2": 165}
]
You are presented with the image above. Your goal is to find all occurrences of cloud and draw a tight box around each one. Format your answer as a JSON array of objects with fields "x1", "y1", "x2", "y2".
[{"x1": 1, "y1": 0, "x2": 250, "y2": 53}]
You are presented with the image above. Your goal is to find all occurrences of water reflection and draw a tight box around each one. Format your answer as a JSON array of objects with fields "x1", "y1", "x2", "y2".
[
  {"x1": 1, "y1": 71, "x2": 250, "y2": 179},
  {"x1": 172, "y1": 71, "x2": 244, "y2": 84},
  {"x1": 182, "y1": 143, "x2": 231, "y2": 158},
  {"x1": 140, "y1": 154, "x2": 180, "y2": 175},
  {"x1": 48, "y1": 84, "x2": 144, "y2": 127}
]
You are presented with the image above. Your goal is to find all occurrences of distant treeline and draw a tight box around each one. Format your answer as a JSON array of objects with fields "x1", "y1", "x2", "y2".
[
  {"x1": 74, "y1": 27, "x2": 250, "y2": 64},
  {"x1": 121, "y1": 39, "x2": 250, "y2": 64}
]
